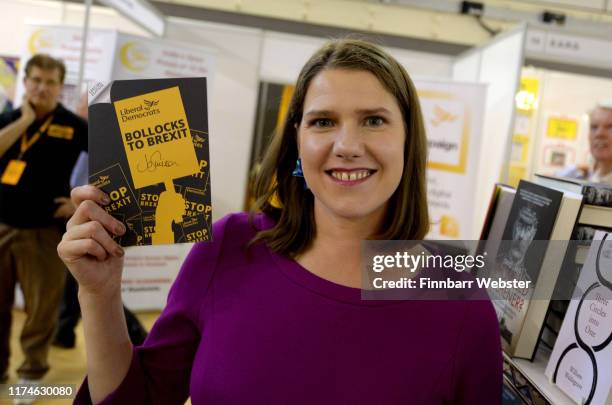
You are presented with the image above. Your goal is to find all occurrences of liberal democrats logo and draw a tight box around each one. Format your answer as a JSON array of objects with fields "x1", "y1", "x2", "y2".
[{"x1": 143, "y1": 99, "x2": 159, "y2": 110}]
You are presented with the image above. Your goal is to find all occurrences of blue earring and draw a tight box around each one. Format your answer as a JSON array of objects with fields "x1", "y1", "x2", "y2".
[
  {"x1": 292, "y1": 158, "x2": 304, "y2": 177},
  {"x1": 292, "y1": 158, "x2": 308, "y2": 189}
]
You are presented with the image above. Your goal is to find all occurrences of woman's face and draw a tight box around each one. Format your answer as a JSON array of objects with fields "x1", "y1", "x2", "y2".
[{"x1": 297, "y1": 68, "x2": 406, "y2": 223}]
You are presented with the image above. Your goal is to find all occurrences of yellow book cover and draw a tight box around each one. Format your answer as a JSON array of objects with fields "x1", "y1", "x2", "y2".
[{"x1": 89, "y1": 78, "x2": 211, "y2": 246}]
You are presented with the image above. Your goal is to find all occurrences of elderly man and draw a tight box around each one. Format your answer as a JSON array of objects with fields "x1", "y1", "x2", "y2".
[
  {"x1": 560, "y1": 102, "x2": 612, "y2": 184},
  {"x1": 0, "y1": 54, "x2": 87, "y2": 392}
]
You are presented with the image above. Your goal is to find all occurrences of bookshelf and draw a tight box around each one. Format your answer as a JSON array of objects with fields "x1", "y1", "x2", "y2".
[
  {"x1": 502, "y1": 198, "x2": 612, "y2": 404},
  {"x1": 505, "y1": 349, "x2": 574, "y2": 405}
]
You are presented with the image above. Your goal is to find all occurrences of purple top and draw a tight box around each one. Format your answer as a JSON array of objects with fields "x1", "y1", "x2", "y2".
[{"x1": 75, "y1": 213, "x2": 502, "y2": 404}]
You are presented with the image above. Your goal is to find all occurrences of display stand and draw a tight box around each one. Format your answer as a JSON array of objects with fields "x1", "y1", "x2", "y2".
[
  {"x1": 503, "y1": 200, "x2": 612, "y2": 404},
  {"x1": 504, "y1": 349, "x2": 574, "y2": 405}
]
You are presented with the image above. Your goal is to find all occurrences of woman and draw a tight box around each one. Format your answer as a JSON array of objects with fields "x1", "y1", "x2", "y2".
[{"x1": 58, "y1": 39, "x2": 502, "y2": 404}]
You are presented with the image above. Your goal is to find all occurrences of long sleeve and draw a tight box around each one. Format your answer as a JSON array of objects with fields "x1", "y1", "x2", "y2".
[
  {"x1": 452, "y1": 299, "x2": 503, "y2": 404},
  {"x1": 74, "y1": 215, "x2": 229, "y2": 405},
  {"x1": 70, "y1": 151, "x2": 89, "y2": 188}
]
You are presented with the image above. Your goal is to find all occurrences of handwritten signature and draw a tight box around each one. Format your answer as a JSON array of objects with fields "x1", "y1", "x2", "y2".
[{"x1": 136, "y1": 150, "x2": 179, "y2": 173}]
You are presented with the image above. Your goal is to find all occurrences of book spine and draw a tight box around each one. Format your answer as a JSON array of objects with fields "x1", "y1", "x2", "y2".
[{"x1": 581, "y1": 184, "x2": 612, "y2": 207}]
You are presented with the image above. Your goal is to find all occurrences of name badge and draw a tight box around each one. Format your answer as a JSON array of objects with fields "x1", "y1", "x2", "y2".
[
  {"x1": 1, "y1": 160, "x2": 27, "y2": 185},
  {"x1": 47, "y1": 124, "x2": 74, "y2": 140}
]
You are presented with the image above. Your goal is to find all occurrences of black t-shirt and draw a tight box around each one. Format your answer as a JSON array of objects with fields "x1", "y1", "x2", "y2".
[{"x1": 0, "y1": 104, "x2": 87, "y2": 228}]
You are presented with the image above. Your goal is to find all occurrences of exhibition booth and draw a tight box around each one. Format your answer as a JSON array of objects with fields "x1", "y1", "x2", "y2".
[
  {"x1": 2, "y1": 3, "x2": 609, "y2": 299},
  {"x1": 2, "y1": 1, "x2": 612, "y2": 402}
]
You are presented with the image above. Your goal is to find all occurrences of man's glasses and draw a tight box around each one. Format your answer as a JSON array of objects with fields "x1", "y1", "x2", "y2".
[{"x1": 26, "y1": 76, "x2": 60, "y2": 87}]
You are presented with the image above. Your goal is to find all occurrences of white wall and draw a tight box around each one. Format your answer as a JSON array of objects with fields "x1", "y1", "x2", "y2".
[
  {"x1": 259, "y1": 31, "x2": 453, "y2": 85},
  {"x1": 259, "y1": 32, "x2": 324, "y2": 83},
  {"x1": 387, "y1": 45, "x2": 453, "y2": 79},
  {"x1": 165, "y1": 18, "x2": 263, "y2": 218},
  {"x1": 522, "y1": 0, "x2": 606, "y2": 11},
  {"x1": 453, "y1": 27, "x2": 526, "y2": 237},
  {"x1": 0, "y1": 0, "x2": 149, "y2": 56},
  {"x1": 0, "y1": 0, "x2": 62, "y2": 56}
]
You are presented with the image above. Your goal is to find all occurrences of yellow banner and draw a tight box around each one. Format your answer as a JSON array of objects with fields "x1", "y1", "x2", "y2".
[
  {"x1": 516, "y1": 77, "x2": 539, "y2": 112},
  {"x1": 520, "y1": 77, "x2": 539, "y2": 96},
  {"x1": 113, "y1": 86, "x2": 200, "y2": 189},
  {"x1": 546, "y1": 117, "x2": 577, "y2": 140}
]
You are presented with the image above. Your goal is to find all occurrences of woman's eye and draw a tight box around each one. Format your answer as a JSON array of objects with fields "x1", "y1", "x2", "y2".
[
  {"x1": 365, "y1": 116, "x2": 385, "y2": 127},
  {"x1": 311, "y1": 118, "x2": 334, "y2": 128}
]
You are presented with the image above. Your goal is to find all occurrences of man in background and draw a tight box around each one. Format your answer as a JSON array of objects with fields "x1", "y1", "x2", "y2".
[
  {"x1": 560, "y1": 102, "x2": 612, "y2": 184},
  {"x1": 0, "y1": 54, "x2": 86, "y2": 391}
]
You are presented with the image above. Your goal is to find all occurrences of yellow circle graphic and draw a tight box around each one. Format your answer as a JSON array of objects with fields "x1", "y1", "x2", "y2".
[
  {"x1": 28, "y1": 29, "x2": 53, "y2": 54},
  {"x1": 120, "y1": 41, "x2": 150, "y2": 72}
]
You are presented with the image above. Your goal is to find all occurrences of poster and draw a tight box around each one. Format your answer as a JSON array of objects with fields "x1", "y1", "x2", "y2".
[
  {"x1": 15, "y1": 25, "x2": 216, "y2": 113},
  {"x1": 89, "y1": 78, "x2": 212, "y2": 247},
  {"x1": 0, "y1": 56, "x2": 18, "y2": 113},
  {"x1": 417, "y1": 79, "x2": 487, "y2": 240},
  {"x1": 112, "y1": 33, "x2": 215, "y2": 83},
  {"x1": 536, "y1": 112, "x2": 585, "y2": 176},
  {"x1": 121, "y1": 243, "x2": 193, "y2": 310},
  {"x1": 15, "y1": 25, "x2": 118, "y2": 110}
]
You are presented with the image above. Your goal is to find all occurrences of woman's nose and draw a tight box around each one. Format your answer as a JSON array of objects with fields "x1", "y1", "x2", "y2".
[{"x1": 332, "y1": 124, "x2": 364, "y2": 159}]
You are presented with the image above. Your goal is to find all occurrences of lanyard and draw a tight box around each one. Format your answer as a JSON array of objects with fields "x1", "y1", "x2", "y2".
[{"x1": 18, "y1": 114, "x2": 54, "y2": 159}]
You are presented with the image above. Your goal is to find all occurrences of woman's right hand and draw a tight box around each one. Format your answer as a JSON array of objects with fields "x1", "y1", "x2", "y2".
[{"x1": 57, "y1": 185, "x2": 127, "y2": 297}]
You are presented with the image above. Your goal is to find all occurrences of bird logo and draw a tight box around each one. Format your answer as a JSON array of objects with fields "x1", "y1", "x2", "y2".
[
  {"x1": 430, "y1": 105, "x2": 458, "y2": 127},
  {"x1": 92, "y1": 175, "x2": 110, "y2": 187},
  {"x1": 143, "y1": 99, "x2": 159, "y2": 110}
]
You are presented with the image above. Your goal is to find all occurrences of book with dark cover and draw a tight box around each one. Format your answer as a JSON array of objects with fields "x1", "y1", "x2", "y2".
[
  {"x1": 490, "y1": 180, "x2": 565, "y2": 358},
  {"x1": 479, "y1": 183, "x2": 516, "y2": 241},
  {"x1": 553, "y1": 224, "x2": 599, "y2": 296},
  {"x1": 476, "y1": 183, "x2": 516, "y2": 259},
  {"x1": 88, "y1": 78, "x2": 211, "y2": 246},
  {"x1": 535, "y1": 174, "x2": 612, "y2": 207}
]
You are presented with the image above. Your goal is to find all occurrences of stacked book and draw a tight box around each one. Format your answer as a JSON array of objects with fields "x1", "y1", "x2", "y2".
[
  {"x1": 480, "y1": 176, "x2": 612, "y2": 404},
  {"x1": 478, "y1": 179, "x2": 582, "y2": 360}
]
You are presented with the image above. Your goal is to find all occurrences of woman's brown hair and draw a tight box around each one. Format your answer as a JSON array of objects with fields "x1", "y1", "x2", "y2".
[{"x1": 250, "y1": 38, "x2": 429, "y2": 257}]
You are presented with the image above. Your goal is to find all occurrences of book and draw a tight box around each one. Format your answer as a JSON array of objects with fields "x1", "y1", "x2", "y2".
[
  {"x1": 541, "y1": 225, "x2": 612, "y2": 353},
  {"x1": 552, "y1": 225, "x2": 607, "y2": 304},
  {"x1": 545, "y1": 231, "x2": 612, "y2": 405},
  {"x1": 88, "y1": 78, "x2": 211, "y2": 246},
  {"x1": 534, "y1": 174, "x2": 612, "y2": 207},
  {"x1": 475, "y1": 183, "x2": 516, "y2": 295},
  {"x1": 479, "y1": 183, "x2": 516, "y2": 241},
  {"x1": 579, "y1": 205, "x2": 612, "y2": 229},
  {"x1": 515, "y1": 186, "x2": 583, "y2": 360},
  {"x1": 484, "y1": 180, "x2": 582, "y2": 360}
]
